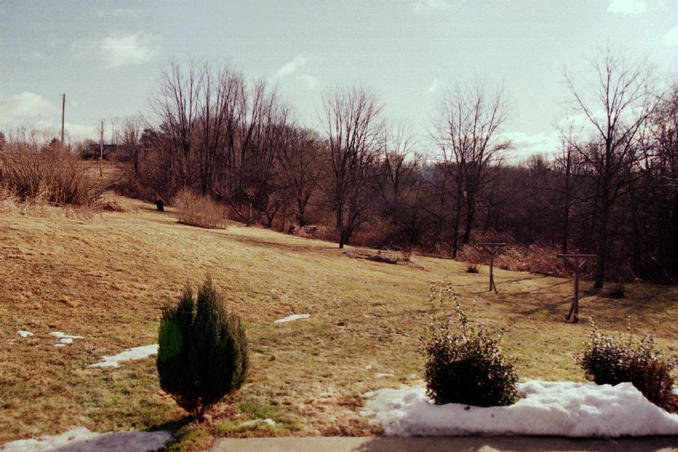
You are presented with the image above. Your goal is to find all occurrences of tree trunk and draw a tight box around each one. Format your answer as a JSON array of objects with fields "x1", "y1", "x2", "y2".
[
  {"x1": 594, "y1": 202, "x2": 609, "y2": 289},
  {"x1": 462, "y1": 194, "x2": 476, "y2": 244}
]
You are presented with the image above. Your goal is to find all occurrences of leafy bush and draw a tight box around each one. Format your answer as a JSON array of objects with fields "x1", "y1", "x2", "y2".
[
  {"x1": 424, "y1": 302, "x2": 519, "y2": 407},
  {"x1": 577, "y1": 323, "x2": 677, "y2": 410},
  {"x1": 0, "y1": 150, "x2": 102, "y2": 205},
  {"x1": 173, "y1": 188, "x2": 229, "y2": 229},
  {"x1": 157, "y1": 279, "x2": 248, "y2": 419}
]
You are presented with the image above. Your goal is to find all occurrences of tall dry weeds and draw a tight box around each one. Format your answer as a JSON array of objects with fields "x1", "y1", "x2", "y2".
[
  {"x1": 173, "y1": 188, "x2": 229, "y2": 229},
  {"x1": 0, "y1": 150, "x2": 103, "y2": 206}
]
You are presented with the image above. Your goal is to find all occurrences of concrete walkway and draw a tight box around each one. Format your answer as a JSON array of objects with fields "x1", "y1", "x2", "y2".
[{"x1": 212, "y1": 436, "x2": 678, "y2": 452}]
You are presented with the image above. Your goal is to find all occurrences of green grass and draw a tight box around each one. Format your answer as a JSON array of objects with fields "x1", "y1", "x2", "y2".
[{"x1": 0, "y1": 193, "x2": 676, "y2": 450}]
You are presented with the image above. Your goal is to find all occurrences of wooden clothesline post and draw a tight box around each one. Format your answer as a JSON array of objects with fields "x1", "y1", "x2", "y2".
[
  {"x1": 479, "y1": 243, "x2": 506, "y2": 294},
  {"x1": 557, "y1": 254, "x2": 596, "y2": 323}
]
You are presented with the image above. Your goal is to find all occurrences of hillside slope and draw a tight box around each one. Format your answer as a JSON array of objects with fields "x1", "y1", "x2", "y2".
[{"x1": 1, "y1": 195, "x2": 676, "y2": 444}]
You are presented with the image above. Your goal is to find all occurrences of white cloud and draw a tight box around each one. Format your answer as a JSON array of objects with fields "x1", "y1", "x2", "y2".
[
  {"x1": 96, "y1": 33, "x2": 159, "y2": 68},
  {"x1": 664, "y1": 25, "x2": 678, "y2": 47},
  {"x1": 501, "y1": 131, "x2": 561, "y2": 162},
  {"x1": 298, "y1": 74, "x2": 318, "y2": 89},
  {"x1": 428, "y1": 79, "x2": 443, "y2": 94},
  {"x1": 96, "y1": 8, "x2": 140, "y2": 18},
  {"x1": 412, "y1": 0, "x2": 450, "y2": 13},
  {"x1": 413, "y1": 0, "x2": 465, "y2": 14},
  {"x1": 607, "y1": 0, "x2": 647, "y2": 15},
  {"x1": 272, "y1": 54, "x2": 307, "y2": 79},
  {"x1": 0, "y1": 92, "x2": 57, "y2": 122},
  {"x1": 0, "y1": 92, "x2": 99, "y2": 142}
]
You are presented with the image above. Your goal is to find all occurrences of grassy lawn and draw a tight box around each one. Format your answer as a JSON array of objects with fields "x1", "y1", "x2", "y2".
[{"x1": 1, "y1": 195, "x2": 676, "y2": 450}]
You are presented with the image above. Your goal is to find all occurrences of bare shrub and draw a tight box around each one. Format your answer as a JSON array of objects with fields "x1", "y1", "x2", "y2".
[
  {"x1": 577, "y1": 322, "x2": 677, "y2": 411},
  {"x1": 173, "y1": 188, "x2": 229, "y2": 229},
  {"x1": 457, "y1": 244, "x2": 571, "y2": 277},
  {"x1": 0, "y1": 150, "x2": 102, "y2": 206}
]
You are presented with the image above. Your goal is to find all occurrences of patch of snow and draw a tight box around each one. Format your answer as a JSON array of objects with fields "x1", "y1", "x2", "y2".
[
  {"x1": 54, "y1": 343, "x2": 66, "y2": 348},
  {"x1": 0, "y1": 427, "x2": 171, "y2": 452},
  {"x1": 673, "y1": 387, "x2": 678, "y2": 396},
  {"x1": 375, "y1": 373, "x2": 395, "y2": 379},
  {"x1": 274, "y1": 314, "x2": 310, "y2": 324},
  {"x1": 60, "y1": 337, "x2": 73, "y2": 344},
  {"x1": 365, "y1": 365, "x2": 373, "y2": 370},
  {"x1": 49, "y1": 331, "x2": 83, "y2": 340},
  {"x1": 361, "y1": 380, "x2": 678, "y2": 437},
  {"x1": 89, "y1": 344, "x2": 158, "y2": 368},
  {"x1": 240, "y1": 418, "x2": 276, "y2": 427},
  {"x1": 17, "y1": 330, "x2": 33, "y2": 338}
]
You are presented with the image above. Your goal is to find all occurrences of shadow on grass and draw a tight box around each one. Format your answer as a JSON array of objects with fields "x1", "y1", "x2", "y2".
[{"x1": 208, "y1": 229, "x2": 339, "y2": 255}]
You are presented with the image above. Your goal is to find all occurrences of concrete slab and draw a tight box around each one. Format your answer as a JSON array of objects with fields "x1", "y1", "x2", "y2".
[{"x1": 211, "y1": 436, "x2": 678, "y2": 452}]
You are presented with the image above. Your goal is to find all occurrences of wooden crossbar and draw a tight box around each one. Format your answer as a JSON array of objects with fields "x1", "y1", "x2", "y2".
[
  {"x1": 557, "y1": 254, "x2": 596, "y2": 323},
  {"x1": 479, "y1": 243, "x2": 506, "y2": 294}
]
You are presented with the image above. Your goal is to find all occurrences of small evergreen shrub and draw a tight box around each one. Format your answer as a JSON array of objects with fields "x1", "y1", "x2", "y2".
[
  {"x1": 157, "y1": 279, "x2": 248, "y2": 419},
  {"x1": 577, "y1": 323, "x2": 677, "y2": 411},
  {"x1": 424, "y1": 302, "x2": 519, "y2": 407}
]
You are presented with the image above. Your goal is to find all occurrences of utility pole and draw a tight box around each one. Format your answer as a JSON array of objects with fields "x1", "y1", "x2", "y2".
[
  {"x1": 99, "y1": 120, "x2": 104, "y2": 177},
  {"x1": 61, "y1": 93, "x2": 65, "y2": 152}
]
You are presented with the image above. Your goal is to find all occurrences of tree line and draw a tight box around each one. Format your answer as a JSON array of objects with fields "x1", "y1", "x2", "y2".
[{"x1": 2, "y1": 50, "x2": 676, "y2": 287}]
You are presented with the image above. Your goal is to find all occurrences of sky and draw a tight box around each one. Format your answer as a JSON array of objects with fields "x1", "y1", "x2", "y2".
[{"x1": 0, "y1": 0, "x2": 676, "y2": 160}]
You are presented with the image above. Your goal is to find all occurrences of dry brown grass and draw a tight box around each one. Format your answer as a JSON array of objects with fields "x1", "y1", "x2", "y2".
[{"x1": 0, "y1": 195, "x2": 676, "y2": 450}]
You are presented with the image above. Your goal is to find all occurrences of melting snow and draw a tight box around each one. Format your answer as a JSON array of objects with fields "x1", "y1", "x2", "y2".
[
  {"x1": 274, "y1": 314, "x2": 310, "y2": 324},
  {"x1": 375, "y1": 373, "x2": 395, "y2": 378},
  {"x1": 0, "y1": 427, "x2": 171, "y2": 452},
  {"x1": 17, "y1": 330, "x2": 33, "y2": 338},
  {"x1": 361, "y1": 380, "x2": 678, "y2": 437},
  {"x1": 240, "y1": 418, "x2": 276, "y2": 427},
  {"x1": 49, "y1": 332, "x2": 83, "y2": 340},
  {"x1": 89, "y1": 344, "x2": 159, "y2": 368}
]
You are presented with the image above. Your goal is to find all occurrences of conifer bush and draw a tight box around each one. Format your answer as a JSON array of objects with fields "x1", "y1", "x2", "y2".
[
  {"x1": 577, "y1": 324, "x2": 676, "y2": 411},
  {"x1": 424, "y1": 303, "x2": 518, "y2": 407},
  {"x1": 157, "y1": 279, "x2": 248, "y2": 419}
]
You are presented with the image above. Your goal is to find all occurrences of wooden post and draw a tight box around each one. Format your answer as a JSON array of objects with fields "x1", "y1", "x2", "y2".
[
  {"x1": 479, "y1": 243, "x2": 505, "y2": 294},
  {"x1": 557, "y1": 254, "x2": 596, "y2": 323}
]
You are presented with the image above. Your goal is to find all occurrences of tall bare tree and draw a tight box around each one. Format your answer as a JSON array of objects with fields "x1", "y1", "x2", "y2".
[
  {"x1": 276, "y1": 126, "x2": 323, "y2": 227},
  {"x1": 121, "y1": 116, "x2": 144, "y2": 176},
  {"x1": 152, "y1": 61, "x2": 201, "y2": 193},
  {"x1": 436, "y1": 84, "x2": 510, "y2": 257},
  {"x1": 376, "y1": 122, "x2": 426, "y2": 249},
  {"x1": 322, "y1": 86, "x2": 382, "y2": 248},
  {"x1": 567, "y1": 49, "x2": 658, "y2": 288}
]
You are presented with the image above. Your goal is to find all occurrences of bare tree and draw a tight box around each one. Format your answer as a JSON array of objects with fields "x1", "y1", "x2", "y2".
[
  {"x1": 152, "y1": 61, "x2": 202, "y2": 193},
  {"x1": 566, "y1": 49, "x2": 658, "y2": 288},
  {"x1": 376, "y1": 122, "x2": 426, "y2": 249},
  {"x1": 322, "y1": 86, "x2": 383, "y2": 248},
  {"x1": 435, "y1": 84, "x2": 510, "y2": 257},
  {"x1": 121, "y1": 116, "x2": 144, "y2": 175},
  {"x1": 276, "y1": 125, "x2": 323, "y2": 227}
]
